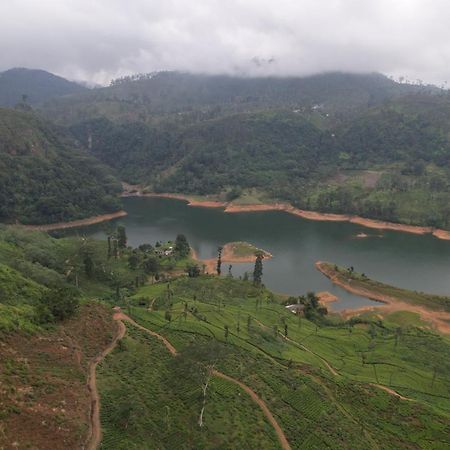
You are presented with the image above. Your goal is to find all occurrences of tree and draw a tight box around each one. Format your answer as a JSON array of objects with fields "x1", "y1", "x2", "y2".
[
  {"x1": 117, "y1": 226, "x2": 127, "y2": 249},
  {"x1": 143, "y1": 256, "x2": 159, "y2": 280},
  {"x1": 253, "y1": 254, "x2": 264, "y2": 286},
  {"x1": 216, "y1": 246, "x2": 223, "y2": 276},
  {"x1": 128, "y1": 253, "x2": 140, "y2": 270},
  {"x1": 83, "y1": 253, "x2": 94, "y2": 278},
  {"x1": 186, "y1": 263, "x2": 201, "y2": 277},
  {"x1": 175, "y1": 234, "x2": 190, "y2": 257},
  {"x1": 38, "y1": 287, "x2": 79, "y2": 322}
]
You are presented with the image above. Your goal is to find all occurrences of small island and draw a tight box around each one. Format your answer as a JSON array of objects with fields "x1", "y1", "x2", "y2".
[
  {"x1": 197, "y1": 241, "x2": 272, "y2": 273},
  {"x1": 221, "y1": 241, "x2": 272, "y2": 262}
]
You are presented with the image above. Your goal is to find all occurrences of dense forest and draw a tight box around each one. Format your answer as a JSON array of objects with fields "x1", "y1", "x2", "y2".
[
  {"x1": 0, "y1": 108, "x2": 122, "y2": 224},
  {"x1": 1, "y1": 70, "x2": 450, "y2": 228},
  {"x1": 61, "y1": 72, "x2": 450, "y2": 229}
]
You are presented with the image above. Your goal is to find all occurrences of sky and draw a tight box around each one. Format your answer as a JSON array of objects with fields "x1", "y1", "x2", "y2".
[{"x1": 1, "y1": 0, "x2": 450, "y2": 86}]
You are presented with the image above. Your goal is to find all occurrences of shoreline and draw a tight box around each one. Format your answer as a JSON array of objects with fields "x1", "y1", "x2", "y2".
[
  {"x1": 128, "y1": 190, "x2": 450, "y2": 241},
  {"x1": 315, "y1": 261, "x2": 450, "y2": 335},
  {"x1": 16, "y1": 210, "x2": 128, "y2": 232}
]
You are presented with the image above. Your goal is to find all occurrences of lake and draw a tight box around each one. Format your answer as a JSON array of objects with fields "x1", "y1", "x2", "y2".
[{"x1": 80, "y1": 197, "x2": 450, "y2": 311}]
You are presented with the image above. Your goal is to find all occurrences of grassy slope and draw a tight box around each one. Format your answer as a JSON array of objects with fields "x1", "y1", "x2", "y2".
[
  {"x1": 2, "y1": 225, "x2": 450, "y2": 448},
  {"x1": 97, "y1": 276, "x2": 450, "y2": 449}
]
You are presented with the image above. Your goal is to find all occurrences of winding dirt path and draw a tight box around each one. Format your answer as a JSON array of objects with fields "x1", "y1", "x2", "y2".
[
  {"x1": 212, "y1": 370, "x2": 291, "y2": 450},
  {"x1": 115, "y1": 312, "x2": 291, "y2": 450},
  {"x1": 86, "y1": 320, "x2": 126, "y2": 450},
  {"x1": 369, "y1": 383, "x2": 413, "y2": 401}
]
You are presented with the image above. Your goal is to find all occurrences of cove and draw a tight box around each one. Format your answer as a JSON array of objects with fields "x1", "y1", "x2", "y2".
[{"x1": 81, "y1": 197, "x2": 450, "y2": 311}]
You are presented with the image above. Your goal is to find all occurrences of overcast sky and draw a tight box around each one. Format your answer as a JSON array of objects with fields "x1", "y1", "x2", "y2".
[{"x1": 1, "y1": 0, "x2": 450, "y2": 86}]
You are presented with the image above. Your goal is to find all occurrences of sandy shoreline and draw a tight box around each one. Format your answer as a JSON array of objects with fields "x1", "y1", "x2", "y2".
[
  {"x1": 315, "y1": 261, "x2": 450, "y2": 335},
  {"x1": 17, "y1": 210, "x2": 128, "y2": 232},
  {"x1": 128, "y1": 190, "x2": 450, "y2": 241},
  {"x1": 316, "y1": 291, "x2": 339, "y2": 306}
]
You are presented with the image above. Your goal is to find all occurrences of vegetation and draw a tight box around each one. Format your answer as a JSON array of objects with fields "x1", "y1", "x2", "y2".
[
  {"x1": 1, "y1": 221, "x2": 450, "y2": 448},
  {"x1": 1, "y1": 70, "x2": 449, "y2": 228},
  {"x1": 48, "y1": 72, "x2": 450, "y2": 230},
  {"x1": 98, "y1": 275, "x2": 450, "y2": 448},
  {"x1": 0, "y1": 108, "x2": 122, "y2": 224},
  {"x1": 0, "y1": 224, "x2": 194, "y2": 334},
  {"x1": 0, "y1": 68, "x2": 87, "y2": 107}
]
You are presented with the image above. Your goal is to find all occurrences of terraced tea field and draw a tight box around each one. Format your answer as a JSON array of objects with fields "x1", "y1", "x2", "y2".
[{"x1": 97, "y1": 276, "x2": 450, "y2": 449}]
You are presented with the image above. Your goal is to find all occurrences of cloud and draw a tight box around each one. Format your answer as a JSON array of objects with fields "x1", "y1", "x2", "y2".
[{"x1": 1, "y1": 0, "x2": 449, "y2": 86}]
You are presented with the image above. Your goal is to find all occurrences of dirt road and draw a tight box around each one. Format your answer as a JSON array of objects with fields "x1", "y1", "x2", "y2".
[{"x1": 85, "y1": 320, "x2": 126, "y2": 450}]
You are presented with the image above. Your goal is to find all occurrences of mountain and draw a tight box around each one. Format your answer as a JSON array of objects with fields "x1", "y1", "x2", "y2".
[
  {"x1": 0, "y1": 108, "x2": 121, "y2": 224},
  {"x1": 43, "y1": 71, "x2": 431, "y2": 125},
  {"x1": 0, "y1": 68, "x2": 87, "y2": 107},
  {"x1": 39, "y1": 70, "x2": 450, "y2": 229}
]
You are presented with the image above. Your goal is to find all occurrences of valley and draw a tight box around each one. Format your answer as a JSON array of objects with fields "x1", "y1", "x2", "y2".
[{"x1": 1, "y1": 68, "x2": 450, "y2": 449}]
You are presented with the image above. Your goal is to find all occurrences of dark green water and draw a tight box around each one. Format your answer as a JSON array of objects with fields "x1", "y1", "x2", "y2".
[{"x1": 83, "y1": 197, "x2": 450, "y2": 311}]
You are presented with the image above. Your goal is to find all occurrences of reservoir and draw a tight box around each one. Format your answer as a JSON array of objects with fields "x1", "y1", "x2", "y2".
[{"x1": 82, "y1": 197, "x2": 450, "y2": 311}]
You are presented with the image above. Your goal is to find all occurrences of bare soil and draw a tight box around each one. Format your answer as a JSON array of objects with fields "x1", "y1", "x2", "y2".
[{"x1": 0, "y1": 303, "x2": 116, "y2": 450}]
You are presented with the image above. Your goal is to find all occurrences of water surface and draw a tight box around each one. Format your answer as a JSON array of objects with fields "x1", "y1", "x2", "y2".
[{"x1": 81, "y1": 197, "x2": 450, "y2": 311}]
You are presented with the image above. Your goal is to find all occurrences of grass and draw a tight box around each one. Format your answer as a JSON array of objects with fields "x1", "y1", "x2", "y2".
[
  {"x1": 224, "y1": 241, "x2": 271, "y2": 258},
  {"x1": 97, "y1": 326, "x2": 281, "y2": 449},
  {"x1": 97, "y1": 275, "x2": 450, "y2": 449}
]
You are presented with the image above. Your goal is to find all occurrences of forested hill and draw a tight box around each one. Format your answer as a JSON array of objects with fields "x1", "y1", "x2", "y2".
[
  {"x1": 0, "y1": 108, "x2": 121, "y2": 224},
  {"x1": 3, "y1": 69, "x2": 450, "y2": 229},
  {"x1": 43, "y1": 71, "x2": 429, "y2": 124},
  {"x1": 0, "y1": 68, "x2": 87, "y2": 107}
]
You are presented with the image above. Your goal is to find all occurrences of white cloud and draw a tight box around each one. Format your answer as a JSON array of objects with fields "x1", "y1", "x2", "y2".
[{"x1": 1, "y1": 0, "x2": 449, "y2": 86}]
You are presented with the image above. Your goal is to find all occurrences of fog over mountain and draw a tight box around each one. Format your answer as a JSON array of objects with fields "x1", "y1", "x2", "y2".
[{"x1": 1, "y1": 0, "x2": 449, "y2": 86}]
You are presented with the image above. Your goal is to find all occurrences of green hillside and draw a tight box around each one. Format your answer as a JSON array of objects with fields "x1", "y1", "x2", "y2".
[
  {"x1": 98, "y1": 275, "x2": 450, "y2": 449},
  {"x1": 1, "y1": 69, "x2": 447, "y2": 228},
  {"x1": 1, "y1": 224, "x2": 449, "y2": 448},
  {"x1": 0, "y1": 108, "x2": 122, "y2": 224}
]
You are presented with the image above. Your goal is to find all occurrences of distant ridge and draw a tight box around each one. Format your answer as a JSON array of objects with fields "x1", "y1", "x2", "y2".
[{"x1": 0, "y1": 67, "x2": 87, "y2": 107}]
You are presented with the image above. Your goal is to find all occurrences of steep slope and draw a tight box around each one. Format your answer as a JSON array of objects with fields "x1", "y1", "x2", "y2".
[
  {"x1": 0, "y1": 68, "x2": 87, "y2": 107},
  {"x1": 0, "y1": 108, "x2": 122, "y2": 224}
]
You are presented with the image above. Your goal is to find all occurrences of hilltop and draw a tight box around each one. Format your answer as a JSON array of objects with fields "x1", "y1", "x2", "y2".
[{"x1": 0, "y1": 68, "x2": 87, "y2": 107}]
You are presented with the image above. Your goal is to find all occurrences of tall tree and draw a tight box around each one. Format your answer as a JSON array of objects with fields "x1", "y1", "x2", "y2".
[
  {"x1": 175, "y1": 234, "x2": 190, "y2": 257},
  {"x1": 117, "y1": 226, "x2": 127, "y2": 249},
  {"x1": 216, "y1": 246, "x2": 223, "y2": 276},
  {"x1": 253, "y1": 254, "x2": 264, "y2": 286}
]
